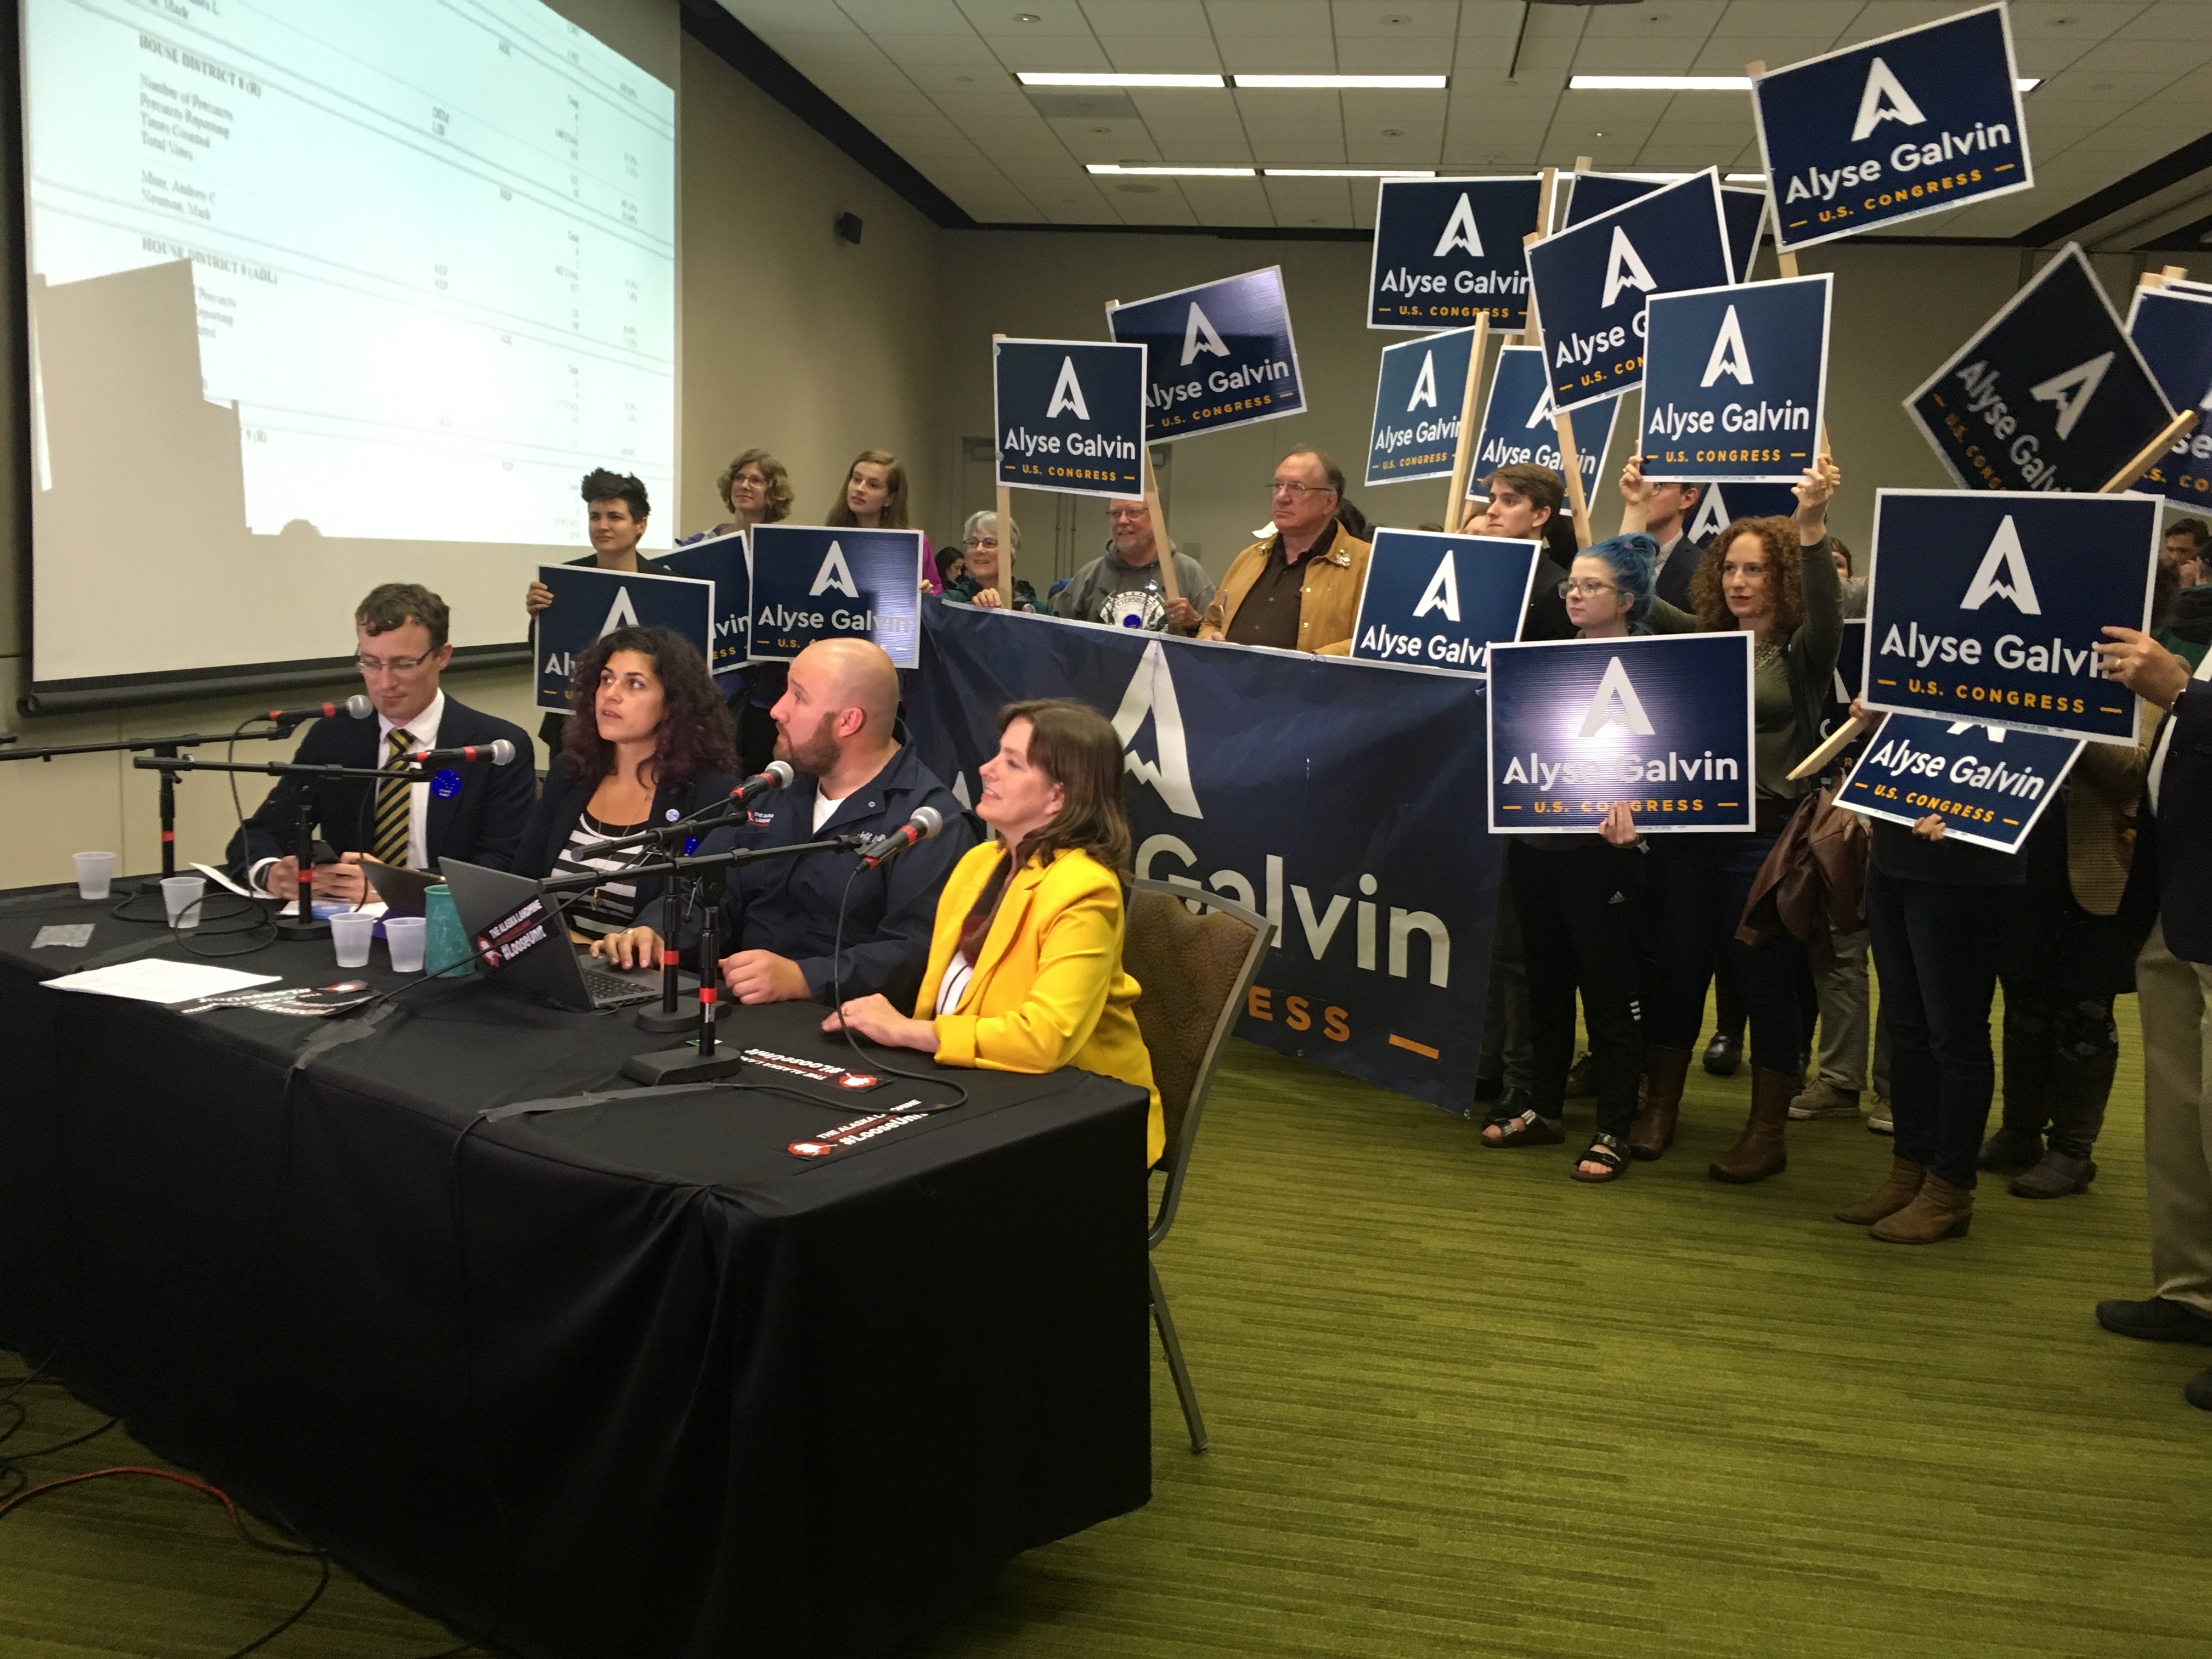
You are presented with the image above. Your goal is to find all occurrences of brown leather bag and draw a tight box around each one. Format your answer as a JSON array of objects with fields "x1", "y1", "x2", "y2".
[{"x1": 1735, "y1": 786, "x2": 1869, "y2": 971}]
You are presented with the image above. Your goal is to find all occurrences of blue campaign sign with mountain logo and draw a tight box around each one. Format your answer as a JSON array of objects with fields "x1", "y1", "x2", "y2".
[
  {"x1": 652, "y1": 529, "x2": 750, "y2": 674},
  {"x1": 1640, "y1": 273, "x2": 1831, "y2": 483},
  {"x1": 1860, "y1": 489, "x2": 2162, "y2": 745},
  {"x1": 1108, "y1": 268, "x2": 1306, "y2": 443},
  {"x1": 1368, "y1": 176, "x2": 1542, "y2": 333},
  {"x1": 1906, "y1": 245, "x2": 2176, "y2": 496},
  {"x1": 1349, "y1": 530, "x2": 1541, "y2": 675},
  {"x1": 1753, "y1": 3, "x2": 2033, "y2": 251},
  {"x1": 1523, "y1": 170, "x2": 1735, "y2": 414},
  {"x1": 992, "y1": 337, "x2": 1147, "y2": 498},
  {"x1": 748, "y1": 525, "x2": 925, "y2": 668},
  {"x1": 535, "y1": 564, "x2": 715, "y2": 713},
  {"x1": 2124, "y1": 284, "x2": 2212, "y2": 509},
  {"x1": 1464, "y1": 345, "x2": 1620, "y2": 502},
  {"x1": 1486, "y1": 632, "x2": 1755, "y2": 833},
  {"x1": 1684, "y1": 480, "x2": 1803, "y2": 540},
  {"x1": 1562, "y1": 173, "x2": 1768, "y2": 284},
  {"x1": 1839, "y1": 710, "x2": 2083, "y2": 854},
  {"x1": 1365, "y1": 326, "x2": 1479, "y2": 487}
]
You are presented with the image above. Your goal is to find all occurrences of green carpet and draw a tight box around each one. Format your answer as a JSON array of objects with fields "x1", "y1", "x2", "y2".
[{"x1": 7, "y1": 1020, "x2": 2210, "y2": 1658}]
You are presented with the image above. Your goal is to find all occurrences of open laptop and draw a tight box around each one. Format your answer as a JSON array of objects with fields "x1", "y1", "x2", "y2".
[
  {"x1": 358, "y1": 857, "x2": 442, "y2": 917},
  {"x1": 438, "y1": 858, "x2": 692, "y2": 1012}
]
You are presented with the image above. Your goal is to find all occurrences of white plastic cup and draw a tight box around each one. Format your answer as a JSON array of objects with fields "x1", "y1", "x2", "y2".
[
  {"x1": 160, "y1": 873, "x2": 207, "y2": 932},
  {"x1": 74, "y1": 851, "x2": 117, "y2": 901},
  {"x1": 383, "y1": 915, "x2": 427, "y2": 974},
  {"x1": 330, "y1": 910, "x2": 376, "y2": 969}
]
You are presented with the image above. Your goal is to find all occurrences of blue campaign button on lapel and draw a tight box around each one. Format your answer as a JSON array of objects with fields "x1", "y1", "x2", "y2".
[
  {"x1": 665, "y1": 807, "x2": 681, "y2": 821},
  {"x1": 431, "y1": 768, "x2": 463, "y2": 799}
]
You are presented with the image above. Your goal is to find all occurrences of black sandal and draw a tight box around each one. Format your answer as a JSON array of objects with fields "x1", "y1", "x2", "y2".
[
  {"x1": 1570, "y1": 1132, "x2": 1630, "y2": 1183},
  {"x1": 1483, "y1": 1109, "x2": 1564, "y2": 1148}
]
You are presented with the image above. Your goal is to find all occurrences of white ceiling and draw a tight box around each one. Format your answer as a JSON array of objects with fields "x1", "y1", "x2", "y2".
[{"x1": 714, "y1": 0, "x2": 2212, "y2": 240}]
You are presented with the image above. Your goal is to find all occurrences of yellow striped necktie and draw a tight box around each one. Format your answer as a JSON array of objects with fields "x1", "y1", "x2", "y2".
[{"x1": 370, "y1": 727, "x2": 414, "y2": 867}]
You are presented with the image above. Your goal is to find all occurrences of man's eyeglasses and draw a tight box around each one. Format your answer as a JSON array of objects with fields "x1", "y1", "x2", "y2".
[
  {"x1": 354, "y1": 652, "x2": 436, "y2": 673},
  {"x1": 1557, "y1": 579, "x2": 1620, "y2": 599},
  {"x1": 1268, "y1": 479, "x2": 1336, "y2": 498}
]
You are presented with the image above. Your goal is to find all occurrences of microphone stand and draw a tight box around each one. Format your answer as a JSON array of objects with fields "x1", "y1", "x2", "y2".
[
  {"x1": 635, "y1": 820, "x2": 699, "y2": 1035},
  {"x1": 133, "y1": 756, "x2": 432, "y2": 941}
]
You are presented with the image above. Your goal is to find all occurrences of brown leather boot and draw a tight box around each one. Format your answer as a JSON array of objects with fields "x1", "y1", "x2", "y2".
[
  {"x1": 1708, "y1": 1065, "x2": 1792, "y2": 1183},
  {"x1": 1630, "y1": 1046, "x2": 1692, "y2": 1161},
  {"x1": 1870, "y1": 1173, "x2": 1974, "y2": 1243},
  {"x1": 1835, "y1": 1156, "x2": 1927, "y2": 1224}
]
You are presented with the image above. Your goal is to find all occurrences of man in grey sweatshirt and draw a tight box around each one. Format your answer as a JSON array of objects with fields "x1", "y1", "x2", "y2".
[{"x1": 1052, "y1": 498, "x2": 1215, "y2": 634}]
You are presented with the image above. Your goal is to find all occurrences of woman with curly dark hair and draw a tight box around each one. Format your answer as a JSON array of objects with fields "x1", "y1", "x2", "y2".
[
  {"x1": 1618, "y1": 456, "x2": 1845, "y2": 1183},
  {"x1": 514, "y1": 625, "x2": 741, "y2": 948}
]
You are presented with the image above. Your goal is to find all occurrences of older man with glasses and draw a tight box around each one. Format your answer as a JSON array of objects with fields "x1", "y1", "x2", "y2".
[
  {"x1": 1197, "y1": 448, "x2": 1372, "y2": 653},
  {"x1": 228, "y1": 582, "x2": 537, "y2": 902}
]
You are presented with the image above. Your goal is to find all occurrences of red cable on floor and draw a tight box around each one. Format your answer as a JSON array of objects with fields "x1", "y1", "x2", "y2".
[{"x1": 0, "y1": 1464, "x2": 319, "y2": 1555}]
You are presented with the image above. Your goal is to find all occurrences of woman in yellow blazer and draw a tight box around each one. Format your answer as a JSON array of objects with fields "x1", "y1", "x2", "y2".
[{"x1": 823, "y1": 698, "x2": 1164, "y2": 1166}]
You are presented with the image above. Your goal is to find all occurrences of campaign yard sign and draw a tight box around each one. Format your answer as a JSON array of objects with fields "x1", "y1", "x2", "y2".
[
  {"x1": 1368, "y1": 176, "x2": 1543, "y2": 333},
  {"x1": 1640, "y1": 274, "x2": 1831, "y2": 483},
  {"x1": 2125, "y1": 285, "x2": 2212, "y2": 508},
  {"x1": 535, "y1": 564, "x2": 714, "y2": 713},
  {"x1": 1753, "y1": 3, "x2": 2033, "y2": 252},
  {"x1": 1839, "y1": 711, "x2": 2081, "y2": 854},
  {"x1": 1366, "y1": 327, "x2": 1480, "y2": 487},
  {"x1": 748, "y1": 525, "x2": 924, "y2": 668},
  {"x1": 1908, "y1": 245, "x2": 2176, "y2": 496},
  {"x1": 992, "y1": 338, "x2": 1147, "y2": 498},
  {"x1": 653, "y1": 529, "x2": 749, "y2": 675},
  {"x1": 1487, "y1": 631, "x2": 1755, "y2": 832},
  {"x1": 1523, "y1": 169, "x2": 1735, "y2": 414},
  {"x1": 1108, "y1": 268, "x2": 1305, "y2": 443},
  {"x1": 1821, "y1": 619, "x2": 1870, "y2": 747},
  {"x1": 1686, "y1": 480, "x2": 1803, "y2": 540},
  {"x1": 1465, "y1": 345, "x2": 1621, "y2": 503},
  {"x1": 1562, "y1": 174, "x2": 1768, "y2": 285},
  {"x1": 1349, "y1": 530, "x2": 1541, "y2": 674},
  {"x1": 1860, "y1": 489, "x2": 2161, "y2": 745}
]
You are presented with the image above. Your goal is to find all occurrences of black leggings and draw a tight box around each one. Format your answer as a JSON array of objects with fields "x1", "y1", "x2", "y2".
[
  {"x1": 1644, "y1": 831, "x2": 1808, "y2": 1075},
  {"x1": 1510, "y1": 840, "x2": 1645, "y2": 1140},
  {"x1": 1999, "y1": 978, "x2": 2118, "y2": 1158}
]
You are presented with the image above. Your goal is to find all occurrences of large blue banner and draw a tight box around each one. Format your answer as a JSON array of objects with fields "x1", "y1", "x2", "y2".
[
  {"x1": 1562, "y1": 174, "x2": 1767, "y2": 284},
  {"x1": 653, "y1": 529, "x2": 750, "y2": 675},
  {"x1": 1350, "y1": 529, "x2": 1539, "y2": 674},
  {"x1": 1861, "y1": 489, "x2": 2162, "y2": 745},
  {"x1": 1365, "y1": 326, "x2": 1479, "y2": 488},
  {"x1": 909, "y1": 601, "x2": 1497, "y2": 1115},
  {"x1": 1753, "y1": 3, "x2": 2033, "y2": 251},
  {"x1": 1487, "y1": 632, "x2": 1755, "y2": 832},
  {"x1": 1465, "y1": 345, "x2": 1620, "y2": 503},
  {"x1": 2125, "y1": 285, "x2": 2212, "y2": 509},
  {"x1": 1907, "y1": 245, "x2": 2176, "y2": 496},
  {"x1": 748, "y1": 525, "x2": 924, "y2": 668},
  {"x1": 1108, "y1": 268, "x2": 1306, "y2": 443},
  {"x1": 1838, "y1": 711, "x2": 2082, "y2": 854},
  {"x1": 535, "y1": 564, "x2": 715, "y2": 713},
  {"x1": 1524, "y1": 169, "x2": 1735, "y2": 413},
  {"x1": 1368, "y1": 176, "x2": 1542, "y2": 333},
  {"x1": 1640, "y1": 274, "x2": 1831, "y2": 483},
  {"x1": 992, "y1": 337, "x2": 1147, "y2": 498}
]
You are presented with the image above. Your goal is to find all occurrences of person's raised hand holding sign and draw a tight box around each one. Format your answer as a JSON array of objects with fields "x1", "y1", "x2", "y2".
[{"x1": 2095, "y1": 627, "x2": 2192, "y2": 710}]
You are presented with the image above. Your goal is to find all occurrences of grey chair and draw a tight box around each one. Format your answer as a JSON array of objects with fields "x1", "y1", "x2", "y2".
[{"x1": 1124, "y1": 878, "x2": 1271, "y2": 1453}]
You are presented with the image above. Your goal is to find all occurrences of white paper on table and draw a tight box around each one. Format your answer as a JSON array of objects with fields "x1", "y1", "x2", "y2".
[
  {"x1": 191, "y1": 861, "x2": 253, "y2": 897},
  {"x1": 41, "y1": 960, "x2": 281, "y2": 1005}
]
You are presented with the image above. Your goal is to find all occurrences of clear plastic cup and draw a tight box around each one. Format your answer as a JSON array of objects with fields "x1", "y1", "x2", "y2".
[
  {"x1": 74, "y1": 851, "x2": 117, "y2": 901},
  {"x1": 383, "y1": 915, "x2": 427, "y2": 973},
  {"x1": 160, "y1": 873, "x2": 207, "y2": 932},
  {"x1": 329, "y1": 910, "x2": 376, "y2": 968}
]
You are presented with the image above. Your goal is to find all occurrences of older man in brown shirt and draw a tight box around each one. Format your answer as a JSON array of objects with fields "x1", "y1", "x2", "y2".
[{"x1": 1199, "y1": 448, "x2": 1372, "y2": 654}]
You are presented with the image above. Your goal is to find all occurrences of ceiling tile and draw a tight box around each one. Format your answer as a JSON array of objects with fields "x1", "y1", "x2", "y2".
[
  {"x1": 1206, "y1": 0, "x2": 1331, "y2": 36},
  {"x1": 1082, "y1": 0, "x2": 1215, "y2": 35}
]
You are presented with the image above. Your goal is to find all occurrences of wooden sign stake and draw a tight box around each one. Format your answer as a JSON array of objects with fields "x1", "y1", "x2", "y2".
[
  {"x1": 1514, "y1": 224, "x2": 1587, "y2": 546},
  {"x1": 991, "y1": 334, "x2": 1014, "y2": 608},
  {"x1": 2100, "y1": 409, "x2": 2200, "y2": 495},
  {"x1": 1443, "y1": 312, "x2": 1491, "y2": 528},
  {"x1": 1104, "y1": 300, "x2": 1183, "y2": 609}
]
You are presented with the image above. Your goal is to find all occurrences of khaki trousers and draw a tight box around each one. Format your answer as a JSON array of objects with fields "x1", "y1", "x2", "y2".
[{"x1": 2136, "y1": 920, "x2": 2212, "y2": 1316}]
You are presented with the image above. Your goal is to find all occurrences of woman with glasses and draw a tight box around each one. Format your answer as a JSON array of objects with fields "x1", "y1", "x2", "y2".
[
  {"x1": 944, "y1": 510, "x2": 1045, "y2": 612},
  {"x1": 1483, "y1": 536, "x2": 1660, "y2": 1182},
  {"x1": 683, "y1": 449, "x2": 794, "y2": 776}
]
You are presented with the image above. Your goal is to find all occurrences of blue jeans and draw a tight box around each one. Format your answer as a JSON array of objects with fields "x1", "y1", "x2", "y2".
[
  {"x1": 1864, "y1": 866, "x2": 2005, "y2": 1187},
  {"x1": 1646, "y1": 832, "x2": 1807, "y2": 1075}
]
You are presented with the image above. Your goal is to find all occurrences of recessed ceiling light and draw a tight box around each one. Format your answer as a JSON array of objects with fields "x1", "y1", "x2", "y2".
[
  {"x1": 1381, "y1": 127, "x2": 1405, "y2": 137},
  {"x1": 1571, "y1": 72, "x2": 2039, "y2": 92},
  {"x1": 1087, "y1": 163, "x2": 1256, "y2": 176},
  {"x1": 1014, "y1": 12, "x2": 1041, "y2": 21},
  {"x1": 1233, "y1": 74, "x2": 1448, "y2": 89},
  {"x1": 1019, "y1": 71, "x2": 1226, "y2": 88},
  {"x1": 1265, "y1": 167, "x2": 1438, "y2": 178}
]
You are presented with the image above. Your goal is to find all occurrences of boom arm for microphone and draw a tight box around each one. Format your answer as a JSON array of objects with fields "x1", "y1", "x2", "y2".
[{"x1": 857, "y1": 805, "x2": 944, "y2": 870}]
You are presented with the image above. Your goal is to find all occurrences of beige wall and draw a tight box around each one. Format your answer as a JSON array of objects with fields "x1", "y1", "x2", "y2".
[{"x1": 0, "y1": 20, "x2": 2152, "y2": 890}]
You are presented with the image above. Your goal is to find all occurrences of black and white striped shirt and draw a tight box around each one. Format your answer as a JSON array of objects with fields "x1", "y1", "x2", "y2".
[{"x1": 552, "y1": 811, "x2": 652, "y2": 941}]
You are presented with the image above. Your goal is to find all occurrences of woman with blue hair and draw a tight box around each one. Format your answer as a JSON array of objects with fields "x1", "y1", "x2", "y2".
[{"x1": 1482, "y1": 533, "x2": 1660, "y2": 1181}]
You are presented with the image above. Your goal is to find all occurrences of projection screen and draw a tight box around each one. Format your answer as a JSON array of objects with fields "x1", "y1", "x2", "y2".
[{"x1": 19, "y1": 0, "x2": 675, "y2": 704}]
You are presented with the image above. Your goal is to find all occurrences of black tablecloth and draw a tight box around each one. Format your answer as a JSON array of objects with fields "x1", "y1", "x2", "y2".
[{"x1": 0, "y1": 881, "x2": 1152, "y2": 1658}]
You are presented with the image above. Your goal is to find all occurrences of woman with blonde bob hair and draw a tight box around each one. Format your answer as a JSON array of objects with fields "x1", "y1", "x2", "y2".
[{"x1": 824, "y1": 698, "x2": 1164, "y2": 1166}]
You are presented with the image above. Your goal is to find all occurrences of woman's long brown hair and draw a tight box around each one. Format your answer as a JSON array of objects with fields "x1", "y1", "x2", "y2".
[
  {"x1": 824, "y1": 449, "x2": 911, "y2": 531},
  {"x1": 996, "y1": 698, "x2": 1131, "y2": 881}
]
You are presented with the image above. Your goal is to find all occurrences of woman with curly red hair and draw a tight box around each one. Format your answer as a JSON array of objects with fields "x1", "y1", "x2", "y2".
[{"x1": 514, "y1": 625, "x2": 741, "y2": 949}]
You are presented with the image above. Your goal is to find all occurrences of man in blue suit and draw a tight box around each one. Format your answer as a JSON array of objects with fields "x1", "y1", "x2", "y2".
[{"x1": 228, "y1": 583, "x2": 536, "y2": 901}]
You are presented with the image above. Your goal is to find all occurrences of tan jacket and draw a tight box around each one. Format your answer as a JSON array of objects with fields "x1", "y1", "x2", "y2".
[
  {"x1": 1197, "y1": 526, "x2": 1373, "y2": 655},
  {"x1": 2066, "y1": 695, "x2": 2157, "y2": 916}
]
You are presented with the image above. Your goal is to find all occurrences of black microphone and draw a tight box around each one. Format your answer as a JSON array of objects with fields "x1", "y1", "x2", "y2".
[
  {"x1": 727, "y1": 760, "x2": 794, "y2": 804},
  {"x1": 265, "y1": 695, "x2": 373, "y2": 726},
  {"x1": 403, "y1": 738, "x2": 518, "y2": 766},
  {"x1": 857, "y1": 805, "x2": 943, "y2": 870}
]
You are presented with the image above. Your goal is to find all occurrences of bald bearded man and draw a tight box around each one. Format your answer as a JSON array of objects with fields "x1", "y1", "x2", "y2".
[{"x1": 597, "y1": 637, "x2": 973, "y2": 1007}]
